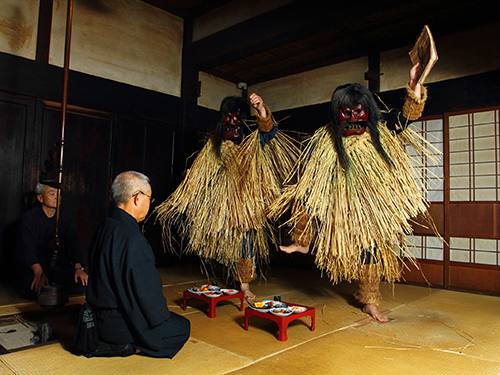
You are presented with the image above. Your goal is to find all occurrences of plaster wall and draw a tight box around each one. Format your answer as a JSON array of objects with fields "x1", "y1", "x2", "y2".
[
  {"x1": 198, "y1": 71, "x2": 240, "y2": 110},
  {"x1": 380, "y1": 23, "x2": 500, "y2": 92},
  {"x1": 49, "y1": 0, "x2": 183, "y2": 97},
  {"x1": 0, "y1": 0, "x2": 39, "y2": 60},
  {"x1": 250, "y1": 57, "x2": 367, "y2": 112}
]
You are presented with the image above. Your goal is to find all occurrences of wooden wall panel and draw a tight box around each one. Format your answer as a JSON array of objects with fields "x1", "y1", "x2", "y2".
[
  {"x1": 38, "y1": 103, "x2": 113, "y2": 259},
  {"x1": 449, "y1": 202, "x2": 500, "y2": 239},
  {"x1": 0, "y1": 96, "x2": 36, "y2": 279},
  {"x1": 412, "y1": 202, "x2": 444, "y2": 236},
  {"x1": 141, "y1": 120, "x2": 177, "y2": 266},
  {"x1": 111, "y1": 114, "x2": 177, "y2": 196},
  {"x1": 112, "y1": 115, "x2": 177, "y2": 266},
  {"x1": 401, "y1": 260, "x2": 444, "y2": 288},
  {"x1": 448, "y1": 264, "x2": 500, "y2": 296},
  {"x1": 112, "y1": 118, "x2": 147, "y2": 176},
  {"x1": 142, "y1": 123, "x2": 176, "y2": 200}
]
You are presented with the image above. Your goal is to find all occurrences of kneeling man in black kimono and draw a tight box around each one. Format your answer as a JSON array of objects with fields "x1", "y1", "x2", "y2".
[{"x1": 86, "y1": 171, "x2": 190, "y2": 358}]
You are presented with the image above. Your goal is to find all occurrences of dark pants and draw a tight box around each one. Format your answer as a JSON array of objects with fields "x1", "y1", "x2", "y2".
[
  {"x1": 18, "y1": 265, "x2": 86, "y2": 300},
  {"x1": 360, "y1": 249, "x2": 378, "y2": 264},
  {"x1": 96, "y1": 308, "x2": 190, "y2": 359}
]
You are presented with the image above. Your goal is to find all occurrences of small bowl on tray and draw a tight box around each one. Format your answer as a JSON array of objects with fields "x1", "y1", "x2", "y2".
[
  {"x1": 270, "y1": 308, "x2": 293, "y2": 317},
  {"x1": 221, "y1": 288, "x2": 239, "y2": 295},
  {"x1": 203, "y1": 291, "x2": 223, "y2": 298},
  {"x1": 289, "y1": 306, "x2": 307, "y2": 314}
]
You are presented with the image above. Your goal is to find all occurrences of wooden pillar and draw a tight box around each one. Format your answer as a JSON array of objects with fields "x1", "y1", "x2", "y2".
[
  {"x1": 365, "y1": 53, "x2": 381, "y2": 93},
  {"x1": 36, "y1": 0, "x2": 53, "y2": 63},
  {"x1": 177, "y1": 18, "x2": 201, "y2": 183}
]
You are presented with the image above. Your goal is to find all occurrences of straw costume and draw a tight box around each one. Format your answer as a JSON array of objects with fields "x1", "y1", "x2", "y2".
[
  {"x1": 156, "y1": 94, "x2": 299, "y2": 298},
  {"x1": 270, "y1": 75, "x2": 440, "y2": 316}
]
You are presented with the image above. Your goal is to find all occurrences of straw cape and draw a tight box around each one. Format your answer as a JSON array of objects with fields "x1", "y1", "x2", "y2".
[
  {"x1": 155, "y1": 121, "x2": 299, "y2": 276},
  {"x1": 268, "y1": 120, "x2": 441, "y2": 284}
]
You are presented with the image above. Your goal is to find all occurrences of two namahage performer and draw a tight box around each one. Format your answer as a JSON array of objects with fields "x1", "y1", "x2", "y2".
[
  {"x1": 156, "y1": 93, "x2": 299, "y2": 300},
  {"x1": 270, "y1": 63, "x2": 440, "y2": 321}
]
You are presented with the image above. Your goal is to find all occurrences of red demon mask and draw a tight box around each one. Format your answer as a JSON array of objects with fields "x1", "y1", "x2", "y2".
[{"x1": 338, "y1": 104, "x2": 369, "y2": 136}]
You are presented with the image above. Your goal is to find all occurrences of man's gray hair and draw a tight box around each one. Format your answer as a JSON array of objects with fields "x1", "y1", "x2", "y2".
[
  {"x1": 35, "y1": 183, "x2": 46, "y2": 195},
  {"x1": 111, "y1": 171, "x2": 150, "y2": 205}
]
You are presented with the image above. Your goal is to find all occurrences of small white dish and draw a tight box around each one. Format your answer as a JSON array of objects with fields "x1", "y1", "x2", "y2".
[
  {"x1": 250, "y1": 300, "x2": 274, "y2": 312},
  {"x1": 221, "y1": 288, "x2": 239, "y2": 295},
  {"x1": 203, "y1": 291, "x2": 223, "y2": 298},
  {"x1": 289, "y1": 306, "x2": 307, "y2": 314},
  {"x1": 270, "y1": 308, "x2": 293, "y2": 317},
  {"x1": 188, "y1": 287, "x2": 204, "y2": 295}
]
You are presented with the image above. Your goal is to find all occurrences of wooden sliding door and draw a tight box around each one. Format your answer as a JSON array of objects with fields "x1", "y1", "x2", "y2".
[{"x1": 403, "y1": 107, "x2": 500, "y2": 296}]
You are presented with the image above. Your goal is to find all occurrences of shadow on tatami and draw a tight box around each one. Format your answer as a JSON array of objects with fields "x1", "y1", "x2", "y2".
[{"x1": 0, "y1": 262, "x2": 499, "y2": 375}]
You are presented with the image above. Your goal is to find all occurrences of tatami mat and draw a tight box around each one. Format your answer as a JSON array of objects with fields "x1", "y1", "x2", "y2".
[
  {"x1": 0, "y1": 340, "x2": 254, "y2": 375},
  {"x1": 0, "y1": 264, "x2": 499, "y2": 374}
]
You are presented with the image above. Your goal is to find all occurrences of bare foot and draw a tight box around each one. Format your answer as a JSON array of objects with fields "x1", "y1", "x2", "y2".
[
  {"x1": 279, "y1": 244, "x2": 310, "y2": 254},
  {"x1": 240, "y1": 282, "x2": 255, "y2": 301},
  {"x1": 363, "y1": 304, "x2": 389, "y2": 322}
]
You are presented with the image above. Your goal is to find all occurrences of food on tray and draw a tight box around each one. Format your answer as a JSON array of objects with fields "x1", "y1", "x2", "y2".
[
  {"x1": 290, "y1": 306, "x2": 307, "y2": 313},
  {"x1": 273, "y1": 302, "x2": 287, "y2": 308},
  {"x1": 273, "y1": 309, "x2": 289, "y2": 314},
  {"x1": 270, "y1": 308, "x2": 292, "y2": 316},
  {"x1": 205, "y1": 291, "x2": 220, "y2": 295},
  {"x1": 191, "y1": 286, "x2": 208, "y2": 292},
  {"x1": 250, "y1": 299, "x2": 281, "y2": 311},
  {"x1": 192, "y1": 286, "x2": 209, "y2": 291},
  {"x1": 253, "y1": 301, "x2": 272, "y2": 308}
]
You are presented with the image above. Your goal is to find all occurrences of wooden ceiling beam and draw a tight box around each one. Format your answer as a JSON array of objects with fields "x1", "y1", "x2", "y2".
[
  {"x1": 142, "y1": 0, "x2": 236, "y2": 19},
  {"x1": 185, "y1": 0, "x2": 403, "y2": 70},
  {"x1": 188, "y1": 0, "x2": 498, "y2": 84}
]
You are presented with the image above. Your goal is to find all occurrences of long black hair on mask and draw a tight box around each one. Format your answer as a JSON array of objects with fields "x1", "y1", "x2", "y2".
[
  {"x1": 329, "y1": 83, "x2": 393, "y2": 170},
  {"x1": 213, "y1": 96, "x2": 251, "y2": 156}
]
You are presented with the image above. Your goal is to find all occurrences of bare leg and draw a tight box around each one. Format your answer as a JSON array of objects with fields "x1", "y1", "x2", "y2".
[
  {"x1": 279, "y1": 244, "x2": 310, "y2": 254},
  {"x1": 355, "y1": 264, "x2": 388, "y2": 322},
  {"x1": 240, "y1": 282, "x2": 255, "y2": 300},
  {"x1": 363, "y1": 304, "x2": 389, "y2": 322}
]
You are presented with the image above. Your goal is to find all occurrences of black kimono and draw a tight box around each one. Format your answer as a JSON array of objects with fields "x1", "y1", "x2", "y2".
[
  {"x1": 16, "y1": 205, "x2": 86, "y2": 299},
  {"x1": 86, "y1": 207, "x2": 190, "y2": 358}
]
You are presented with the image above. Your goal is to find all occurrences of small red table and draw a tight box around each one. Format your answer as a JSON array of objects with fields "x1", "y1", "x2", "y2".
[
  {"x1": 244, "y1": 302, "x2": 315, "y2": 341},
  {"x1": 183, "y1": 290, "x2": 244, "y2": 318}
]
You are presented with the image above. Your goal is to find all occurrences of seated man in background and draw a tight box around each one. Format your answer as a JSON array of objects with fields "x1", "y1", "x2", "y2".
[
  {"x1": 85, "y1": 171, "x2": 190, "y2": 358},
  {"x1": 16, "y1": 182, "x2": 87, "y2": 300}
]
